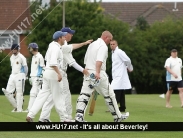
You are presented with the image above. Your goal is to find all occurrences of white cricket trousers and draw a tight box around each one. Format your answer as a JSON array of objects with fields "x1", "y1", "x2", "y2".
[
  {"x1": 27, "y1": 77, "x2": 41, "y2": 111},
  {"x1": 39, "y1": 71, "x2": 72, "y2": 121},
  {"x1": 75, "y1": 70, "x2": 121, "y2": 120},
  {"x1": 27, "y1": 70, "x2": 68, "y2": 121},
  {"x1": 3, "y1": 73, "x2": 25, "y2": 111}
]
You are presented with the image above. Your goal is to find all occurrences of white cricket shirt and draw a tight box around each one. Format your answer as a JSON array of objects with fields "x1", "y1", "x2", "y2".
[
  {"x1": 164, "y1": 56, "x2": 182, "y2": 81},
  {"x1": 84, "y1": 38, "x2": 108, "y2": 71},
  {"x1": 45, "y1": 41, "x2": 63, "y2": 70},
  {"x1": 62, "y1": 41, "x2": 76, "y2": 71},
  {"x1": 10, "y1": 53, "x2": 27, "y2": 74},
  {"x1": 30, "y1": 52, "x2": 45, "y2": 77}
]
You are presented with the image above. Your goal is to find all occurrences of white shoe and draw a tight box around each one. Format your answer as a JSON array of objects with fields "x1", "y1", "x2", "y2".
[
  {"x1": 63, "y1": 119, "x2": 75, "y2": 122},
  {"x1": 39, "y1": 119, "x2": 51, "y2": 122},
  {"x1": 75, "y1": 113, "x2": 85, "y2": 122},
  {"x1": 11, "y1": 108, "x2": 17, "y2": 112},
  {"x1": 22, "y1": 109, "x2": 29, "y2": 113},
  {"x1": 114, "y1": 112, "x2": 129, "y2": 122}
]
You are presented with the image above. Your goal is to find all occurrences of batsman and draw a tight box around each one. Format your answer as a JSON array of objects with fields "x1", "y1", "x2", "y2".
[
  {"x1": 75, "y1": 31, "x2": 129, "y2": 122},
  {"x1": 2, "y1": 44, "x2": 28, "y2": 112}
]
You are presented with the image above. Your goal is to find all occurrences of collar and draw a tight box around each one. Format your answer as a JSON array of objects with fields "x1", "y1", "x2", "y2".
[
  {"x1": 12, "y1": 52, "x2": 20, "y2": 58},
  {"x1": 98, "y1": 38, "x2": 106, "y2": 46},
  {"x1": 53, "y1": 41, "x2": 62, "y2": 49},
  {"x1": 33, "y1": 52, "x2": 39, "y2": 58},
  {"x1": 170, "y1": 56, "x2": 178, "y2": 59},
  {"x1": 112, "y1": 46, "x2": 119, "y2": 53}
]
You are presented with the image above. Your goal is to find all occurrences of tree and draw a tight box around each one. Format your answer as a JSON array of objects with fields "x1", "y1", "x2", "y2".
[
  {"x1": 135, "y1": 16, "x2": 150, "y2": 31},
  {"x1": 27, "y1": 0, "x2": 129, "y2": 94}
]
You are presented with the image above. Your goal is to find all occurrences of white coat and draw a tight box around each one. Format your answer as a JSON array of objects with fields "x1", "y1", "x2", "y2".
[{"x1": 111, "y1": 47, "x2": 133, "y2": 90}]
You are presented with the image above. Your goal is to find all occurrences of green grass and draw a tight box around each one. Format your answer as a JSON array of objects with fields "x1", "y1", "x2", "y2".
[{"x1": 0, "y1": 94, "x2": 182, "y2": 138}]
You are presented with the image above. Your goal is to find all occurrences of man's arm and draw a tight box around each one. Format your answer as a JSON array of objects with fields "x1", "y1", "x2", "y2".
[
  {"x1": 23, "y1": 65, "x2": 28, "y2": 76},
  {"x1": 166, "y1": 66, "x2": 178, "y2": 78},
  {"x1": 71, "y1": 62, "x2": 89, "y2": 75},
  {"x1": 95, "y1": 61, "x2": 102, "y2": 80},
  {"x1": 72, "y1": 40, "x2": 93, "y2": 50},
  {"x1": 118, "y1": 50, "x2": 133, "y2": 71},
  {"x1": 51, "y1": 66, "x2": 62, "y2": 82}
]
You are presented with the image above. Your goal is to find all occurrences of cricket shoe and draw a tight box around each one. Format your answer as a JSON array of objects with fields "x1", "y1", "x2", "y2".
[
  {"x1": 26, "y1": 116, "x2": 33, "y2": 122},
  {"x1": 11, "y1": 108, "x2": 17, "y2": 112},
  {"x1": 75, "y1": 113, "x2": 85, "y2": 122},
  {"x1": 39, "y1": 119, "x2": 51, "y2": 122},
  {"x1": 22, "y1": 109, "x2": 29, "y2": 113},
  {"x1": 63, "y1": 119, "x2": 75, "y2": 122},
  {"x1": 114, "y1": 112, "x2": 129, "y2": 122}
]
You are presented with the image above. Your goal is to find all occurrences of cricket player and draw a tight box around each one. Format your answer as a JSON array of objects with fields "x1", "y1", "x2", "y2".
[
  {"x1": 75, "y1": 31, "x2": 129, "y2": 122},
  {"x1": 164, "y1": 49, "x2": 183, "y2": 108},
  {"x1": 39, "y1": 27, "x2": 92, "y2": 122},
  {"x1": 2, "y1": 44, "x2": 28, "y2": 112},
  {"x1": 24, "y1": 43, "x2": 45, "y2": 112},
  {"x1": 26, "y1": 31, "x2": 70, "y2": 122}
]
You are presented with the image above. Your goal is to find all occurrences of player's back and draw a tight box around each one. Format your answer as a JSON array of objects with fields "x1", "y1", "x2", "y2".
[{"x1": 84, "y1": 38, "x2": 108, "y2": 71}]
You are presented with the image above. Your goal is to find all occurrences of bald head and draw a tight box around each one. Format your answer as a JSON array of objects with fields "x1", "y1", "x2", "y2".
[{"x1": 101, "y1": 31, "x2": 113, "y2": 45}]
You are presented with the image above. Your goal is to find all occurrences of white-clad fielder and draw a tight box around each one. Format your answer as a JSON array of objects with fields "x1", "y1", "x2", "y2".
[
  {"x1": 39, "y1": 27, "x2": 92, "y2": 122},
  {"x1": 26, "y1": 31, "x2": 70, "y2": 122},
  {"x1": 75, "y1": 31, "x2": 129, "y2": 122},
  {"x1": 24, "y1": 43, "x2": 45, "y2": 112},
  {"x1": 2, "y1": 44, "x2": 28, "y2": 112}
]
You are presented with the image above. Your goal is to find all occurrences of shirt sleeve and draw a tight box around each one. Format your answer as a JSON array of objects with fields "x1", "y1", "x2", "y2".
[
  {"x1": 118, "y1": 50, "x2": 133, "y2": 70},
  {"x1": 39, "y1": 54, "x2": 45, "y2": 67},
  {"x1": 164, "y1": 58, "x2": 170, "y2": 68},
  {"x1": 10, "y1": 56, "x2": 13, "y2": 66},
  {"x1": 62, "y1": 45, "x2": 75, "y2": 66},
  {"x1": 96, "y1": 45, "x2": 108, "y2": 62},
  {"x1": 84, "y1": 46, "x2": 89, "y2": 65},
  {"x1": 49, "y1": 47, "x2": 59, "y2": 66},
  {"x1": 62, "y1": 44, "x2": 73, "y2": 53},
  {"x1": 21, "y1": 56, "x2": 27, "y2": 66},
  {"x1": 118, "y1": 50, "x2": 131, "y2": 63},
  {"x1": 179, "y1": 58, "x2": 182, "y2": 68}
]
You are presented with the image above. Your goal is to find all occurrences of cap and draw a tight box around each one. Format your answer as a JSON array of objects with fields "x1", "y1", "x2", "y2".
[
  {"x1": 171, "y1": 49, "x2": 177, "y2": 52},
  {"x1": 11, "y1": 44, "x2": 19, "y2": 50},
  {"x1": 53, "y1": 31, "x2": 67, "y2": 40},
  {"x1": 61, "y1": 27, "x2": 75, "y2": 34},
  {"x1": 28, "y1": 43, "x2": 38, "y2": 49}
]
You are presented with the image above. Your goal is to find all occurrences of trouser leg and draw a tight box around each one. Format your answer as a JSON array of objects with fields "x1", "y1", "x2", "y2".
[
  {"x1": 27, "y1": 77, "x2": 51, "y2": 119},
  {"x1": 15, "y1": 73, "x2": 25, "y2": 112},
  {"x1": 95, "y1": 72, "x2": 122, "y2": 120},
  {"x1": 28, "y1": 77, "x2": 40, "y2": 111},
  {"x1": 62, "y1": 76, "x2": 72, "y2": 119},
  {"x1": 3, "y1": 74, "x2": 17, "y2": 108},
  {"x1": 114, "y1": 89, "x2": 126, "y2": 112},
  {"x1": 119, "y1": 90, "x2": 126, "y2": 112},
  {"x1": 75, "y1": 76, "x2": 93, "y2": 122},
  {"x1": 50, "y1": 80, "x2": 68, "y2": 121},
  {"x1": 39, "y1": 94, "x2": 54, "y2": 121}
]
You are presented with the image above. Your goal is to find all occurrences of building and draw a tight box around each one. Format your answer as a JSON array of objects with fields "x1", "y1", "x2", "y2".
[
  {"x1": 0, "y1": 0, "x2": 31, "y2": 57},
  {"x1": 100, "y1": 2, "x2": 183, "y2": 26}
]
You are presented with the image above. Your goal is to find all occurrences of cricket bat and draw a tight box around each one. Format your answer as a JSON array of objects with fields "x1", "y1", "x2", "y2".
[{"x1": 88, "y1": 91, "x2": 98, "y2": 116}]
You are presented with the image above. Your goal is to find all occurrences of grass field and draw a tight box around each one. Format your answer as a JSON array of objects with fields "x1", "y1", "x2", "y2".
[{"x1": 0, "y1": 94, "x2": 183, "y2": 138}]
